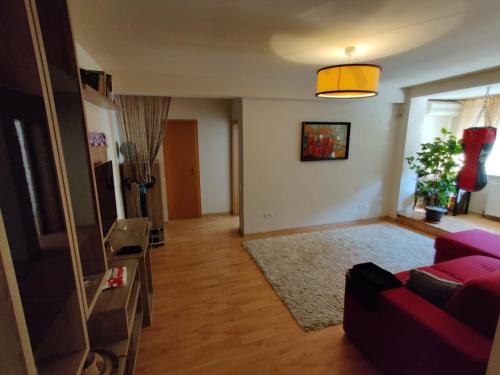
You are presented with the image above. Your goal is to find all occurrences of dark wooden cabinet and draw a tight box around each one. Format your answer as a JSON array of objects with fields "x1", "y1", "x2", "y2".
[
  {"x1": 0, "y1": 0, "x2": 133, "y2": 373},
  {"x1": 108, "y1": 218, "x2": 154, "y2": 327},
  {"x1": 0, "y1": 0, "x2": 88, "y2": 374},
  {"x1": 35, "y1": 0, "x2": 108, "y2": 314},
  {"x1": 0, "y1": 1, "x2": 151, "y2": 373}
]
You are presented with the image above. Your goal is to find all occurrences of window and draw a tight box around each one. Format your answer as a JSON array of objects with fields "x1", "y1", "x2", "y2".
[{"x1": 486, "y1": 139, "x2": 500, "y2": 176}]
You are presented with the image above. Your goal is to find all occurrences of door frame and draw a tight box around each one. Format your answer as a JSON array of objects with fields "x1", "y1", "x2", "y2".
[
  {"x1": 230, "y1": 121, "x2": 239, "y2": 216},
  {"x1": 163, "y1": 119, "x2": 202, "y2": 220}
]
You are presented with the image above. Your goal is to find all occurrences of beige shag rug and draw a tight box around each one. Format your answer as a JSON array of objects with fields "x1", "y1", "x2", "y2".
[{"x1": 243, "y1": 223, "x2": 434, "y2": 331}]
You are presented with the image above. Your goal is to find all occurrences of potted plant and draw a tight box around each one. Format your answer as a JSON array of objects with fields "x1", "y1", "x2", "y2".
[{"x1": 406, "y1": 128, "x2": 463, "y2": 223}]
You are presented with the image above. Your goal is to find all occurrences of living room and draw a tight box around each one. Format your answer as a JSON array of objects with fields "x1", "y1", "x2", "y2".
[{"x1": 1, "y1": 1, "x2": 500, "y2": 375}]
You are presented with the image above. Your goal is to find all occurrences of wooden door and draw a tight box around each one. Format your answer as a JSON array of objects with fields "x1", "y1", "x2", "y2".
[
  {"x1": 231, "y1": 122, "x2": 240, "y2": 216},
  {"x1": 164, "y1": 120, "x2": 202, "y2": 219}
]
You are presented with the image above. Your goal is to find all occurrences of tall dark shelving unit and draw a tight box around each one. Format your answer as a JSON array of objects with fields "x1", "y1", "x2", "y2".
[{"x1": 0, "y1": 1, "x2": 147, "y2": 374}]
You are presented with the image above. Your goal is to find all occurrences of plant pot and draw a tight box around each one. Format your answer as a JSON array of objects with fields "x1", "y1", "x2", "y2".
[{"x1": 424, "y1": 206, "x2": 448, "y2": 223}]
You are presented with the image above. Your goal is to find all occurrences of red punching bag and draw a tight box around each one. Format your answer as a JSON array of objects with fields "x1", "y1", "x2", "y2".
[{"x1": 457, "y1": 126, "x2": 497, "y2": 192}]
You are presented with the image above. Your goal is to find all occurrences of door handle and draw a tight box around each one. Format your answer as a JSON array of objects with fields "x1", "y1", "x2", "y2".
[{"x1": 189, "y1": 167, "x2": 196, "y2": 175}]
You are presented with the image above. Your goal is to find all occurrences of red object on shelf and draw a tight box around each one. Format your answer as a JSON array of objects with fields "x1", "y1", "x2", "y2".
[{"x1": 103, "y1": 266, "x2": 128, "y2": 289}]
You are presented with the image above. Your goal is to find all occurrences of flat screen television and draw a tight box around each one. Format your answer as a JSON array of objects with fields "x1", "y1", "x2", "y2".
[{"x1": 94, "y1": 161, "x2": 117, "y2": 237}]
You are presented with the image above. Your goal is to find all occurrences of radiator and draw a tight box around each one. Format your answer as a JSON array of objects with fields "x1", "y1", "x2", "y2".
[{"x1": 485, "y1": 182, "x2": 500, "y2": 218}]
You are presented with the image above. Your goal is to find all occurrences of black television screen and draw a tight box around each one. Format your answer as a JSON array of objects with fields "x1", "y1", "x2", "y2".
[{"x1": 94, "y1": 161, "x2": 117, "y2": 237}]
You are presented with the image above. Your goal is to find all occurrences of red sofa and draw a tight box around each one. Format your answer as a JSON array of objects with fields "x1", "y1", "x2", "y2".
[
  {"x1": 435, "y1": 229, "x2": 500, "y2": 263},
  {"x1": 344, "y1": 244, "x2": 500, "y2": 374}
]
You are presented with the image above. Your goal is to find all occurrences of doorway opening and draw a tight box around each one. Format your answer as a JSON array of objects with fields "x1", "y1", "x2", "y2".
[
  {"x1": 396, "y1": 84, "x2": 500, "y2": 236},
  {"x1": 161, "y1": 98, "x2": 242, "y2": 236}
]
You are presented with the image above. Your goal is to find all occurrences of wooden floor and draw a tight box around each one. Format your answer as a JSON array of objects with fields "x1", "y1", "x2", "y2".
[{"x1": 135, "y1": 215, "x2": 377, "y2": 375}]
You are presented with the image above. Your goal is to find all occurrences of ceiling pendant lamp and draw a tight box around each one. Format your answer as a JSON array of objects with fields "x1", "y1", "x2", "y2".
[{"x1": 315, "y1": 47, "x2": 381, "y2": 99}]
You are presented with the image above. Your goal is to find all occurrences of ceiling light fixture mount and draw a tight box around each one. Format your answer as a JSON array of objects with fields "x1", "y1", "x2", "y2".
[{"x1": 315, "y1": 46, "x2": 381, "y2": 99}]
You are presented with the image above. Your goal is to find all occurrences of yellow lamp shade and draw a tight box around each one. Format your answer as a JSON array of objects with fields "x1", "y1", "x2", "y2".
[{"x1": 316, "y1": 64, "x2": 381, "y2": 99}]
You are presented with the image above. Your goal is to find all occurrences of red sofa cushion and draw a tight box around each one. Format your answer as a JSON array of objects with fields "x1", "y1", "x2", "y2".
[
  {"x1": 398, "y1": 256, "x2": 500, "y2": 284},
  {"x1": 435, "y1": 229, "x2": 500, "y2": 263},
  {"x1": 432, "y1": 255, "x2": 500, "y2": 282},
  {"x1": 396, "y1": 266, "x2": 461, "y2": 284},
  {"x1": 445, "y1": 271, "x2": 500, "y2": 339}
]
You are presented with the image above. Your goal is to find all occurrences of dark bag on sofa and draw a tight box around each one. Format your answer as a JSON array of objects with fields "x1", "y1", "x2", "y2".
[{"x1": 346, "y1": 262, "x2": 403, "y2": 309}]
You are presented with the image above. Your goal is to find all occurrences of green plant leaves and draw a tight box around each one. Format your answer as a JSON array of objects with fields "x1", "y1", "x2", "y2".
[{"x1": 407, "y1": 127, "x2": 463, "y2": 207}]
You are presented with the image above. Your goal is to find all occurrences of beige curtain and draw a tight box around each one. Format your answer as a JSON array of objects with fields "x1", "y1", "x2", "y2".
[
  {"x1": 453, "y1": 95, "x2": 500, "y2": 137},
  {"x1": 125, "y1": 182, "x2": 142, "y2": 218},
  {"x1": 115, "y1": 95, "x2": 171, "y2": 184},
  {"x1": 120, "y1": 160, "x2": 142, "y2": 217}
]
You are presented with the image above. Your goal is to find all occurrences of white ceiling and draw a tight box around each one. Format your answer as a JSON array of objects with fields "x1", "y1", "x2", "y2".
[{"x1": 67, "y1": 0, "x2": 500, "y2": 102}]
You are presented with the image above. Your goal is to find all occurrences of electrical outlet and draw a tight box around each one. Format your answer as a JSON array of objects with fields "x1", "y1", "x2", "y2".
[
  {"x1": 357, "y1": 204, "x2": 365, "y2": 209},
  {"x1": 264, "y1": 212, "x2": 273, "y2": 218}
]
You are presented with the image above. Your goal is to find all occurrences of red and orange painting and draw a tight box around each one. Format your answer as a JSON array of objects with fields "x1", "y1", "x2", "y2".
[{"x1": 301, "y1": 122, "x2": 351, "y2": 161}]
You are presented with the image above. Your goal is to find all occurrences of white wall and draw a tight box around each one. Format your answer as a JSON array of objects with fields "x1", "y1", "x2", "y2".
[
  {"x1": 420, "y1": 115, "x2": 452, "y2": 144},
  {"x1": 469, "y1": 175, "x2": 500, "y2": 214},
  {"x1": 395, "y1": 102, "x2": 455, "y2": 212},
  {"x1": 241, "y1": 98, "x2": 398, "y2": 234},
  {"x1": 158, "y1": 98, "x2": 232, "y2": 219},
  {"x1": 395, "y1": 98, "x2": 426, "y2": 213},
  {"x1": 76, "y1": 43, "x2": 101, "y2": 70},
  {"x1": 394, "y1": 97, "x2": 466, "y2": 214},
  {"x1": 76, "y1": 42, "x2": 125, "y2": 219}
]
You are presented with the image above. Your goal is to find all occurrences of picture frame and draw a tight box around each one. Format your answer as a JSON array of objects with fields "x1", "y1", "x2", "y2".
[{"x1": 300, "y1": 122, "x2": 351, "y2": 161}]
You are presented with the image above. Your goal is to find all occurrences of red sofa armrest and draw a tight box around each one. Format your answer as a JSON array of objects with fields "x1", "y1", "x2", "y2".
[
  {"x1": 344, "y1": 287, "x2": 491, "y2": 375},
  {"x1": 435, "y1": 230, "x2": 500, "y2": 263}
]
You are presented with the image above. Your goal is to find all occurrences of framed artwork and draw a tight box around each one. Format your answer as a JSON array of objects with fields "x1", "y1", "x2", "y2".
[{"x1": 300, "y1": 122, "x2": 351, "y2": 161}]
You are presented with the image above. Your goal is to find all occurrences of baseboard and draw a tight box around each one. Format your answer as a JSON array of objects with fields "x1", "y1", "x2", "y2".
[
  {"x1": 483, "y1": 214, "x2": 500, "y2": 223},
  {"x1": 202, "y1": 211, "x2": 232, "y2": 217},
  {"x1": 244, "y1": 216, "x2": 393, "y2": 240}
]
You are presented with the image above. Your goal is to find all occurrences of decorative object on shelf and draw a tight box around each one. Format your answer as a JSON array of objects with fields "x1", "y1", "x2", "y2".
[
  {"x1": 457, "y1": 88, "x2": 497, "y2": 192},
  {"x1": 316, "y1": 47, "x2": 381, "y2": 99},
  {"x1": 89, "y1": 133, "x2": 109, "y2": 165},
  {"x1": 301, "y1": 122, "x2": 351, "y2": 161},
  {"x1": 80, "y1": 69, "x2": 113, "y2": 98},
  {"x1": 89, "y1": 132, "x2": 108, "y2": 147},
  {"x1": 81, "y1": 351, "x2": 117, "y2": 375},
  {"x1": 406, "y1": 128, "x2": 463, "y2": 223},
  {"x1": 105, "y1": 74, "x2": 113, "y2": 100},
  {"x1": 102, "y1": 266, "x2": 128, "y2": 290},
  {"x1": 80, "y1": 69, "x2": 104, "y2": 92}
]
